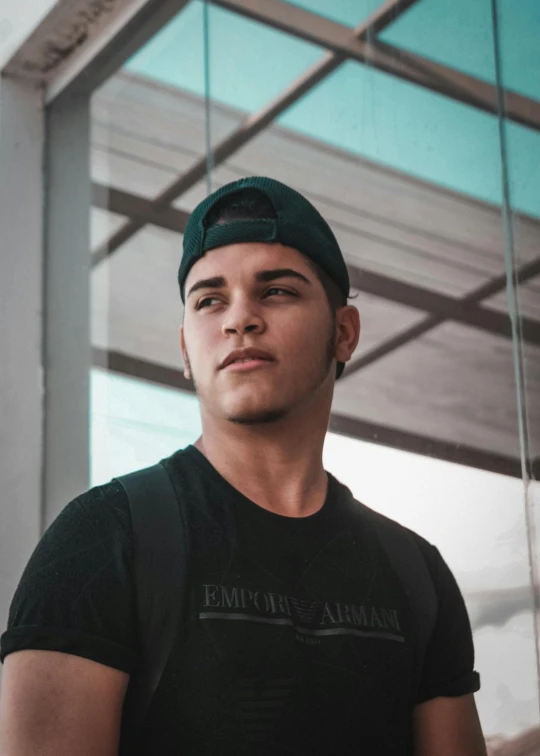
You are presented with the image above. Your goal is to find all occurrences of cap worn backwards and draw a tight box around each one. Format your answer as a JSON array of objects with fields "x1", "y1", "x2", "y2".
[{"x1": 178, "y1": 176, "x2": 350, "y2": 379}]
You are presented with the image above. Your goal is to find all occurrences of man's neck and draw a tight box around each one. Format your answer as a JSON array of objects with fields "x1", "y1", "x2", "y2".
[{"x1": 194, "y1": 427, "x2": 329, "y2": 519}]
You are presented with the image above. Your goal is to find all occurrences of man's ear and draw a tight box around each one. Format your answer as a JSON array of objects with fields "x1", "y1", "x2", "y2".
[
  {"x1": 179, "y1": 325, "x2": 191, "y2": 381},
  {"x1": 335, "y1": 306, "x2": 360, "y2": 365}
]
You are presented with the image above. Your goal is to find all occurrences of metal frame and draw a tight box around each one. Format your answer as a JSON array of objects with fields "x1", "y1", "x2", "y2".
[
  {"x1": 45, "y1": 0, "x2": 191, "y2": 104},
  {"x1": 42, "y1": 90, "x2": 93, "y2": 531},
  {"x1": 4, "y1": 0, "x2": 191, "y2": 102}
]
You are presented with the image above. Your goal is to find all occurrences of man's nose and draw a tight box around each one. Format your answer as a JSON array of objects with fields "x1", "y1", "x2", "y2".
[{"x1": 222, "y1": 301, "x2": 265, "y2": 335}]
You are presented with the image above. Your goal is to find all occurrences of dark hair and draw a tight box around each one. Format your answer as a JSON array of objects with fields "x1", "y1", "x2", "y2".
[{"x1": 205, "y1": 188, "x2": 348, "y2": 313}]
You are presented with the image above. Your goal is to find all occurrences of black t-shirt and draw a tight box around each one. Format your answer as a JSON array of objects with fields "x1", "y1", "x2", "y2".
[{"x1": 1, "y1": 445, "x2": 480, "y2": 755}]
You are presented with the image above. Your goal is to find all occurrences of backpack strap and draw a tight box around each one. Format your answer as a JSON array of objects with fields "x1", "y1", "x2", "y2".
[
  {"x1": 115, "y1": 461, "x2": 188, "y2": 735},
  {"x1": 343, "y1": 491, "x2": 438, "y2": 702}
]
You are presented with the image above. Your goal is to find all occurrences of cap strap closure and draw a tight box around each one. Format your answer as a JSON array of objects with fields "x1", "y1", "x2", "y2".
[{"x1": 202, "y1": 218, "x2": 280, "y2": 252}]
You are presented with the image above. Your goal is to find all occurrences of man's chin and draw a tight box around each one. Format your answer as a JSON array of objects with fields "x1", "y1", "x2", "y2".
[{"x1": 225, "y1": 406, "x2": 290, "y2": 425}]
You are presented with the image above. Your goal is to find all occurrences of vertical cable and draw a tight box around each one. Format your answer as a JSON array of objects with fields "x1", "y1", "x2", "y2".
[
  {"x1": 490, "y1": 0, "x2": 540, "y2": 714},
  {"x1": 203, "y1": 0, "x2": 213, "y2": 195}
]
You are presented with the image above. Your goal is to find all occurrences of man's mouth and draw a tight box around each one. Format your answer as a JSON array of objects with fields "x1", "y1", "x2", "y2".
[{"x1": 224, "y1": 358, "x2": 275, "y2": 372}]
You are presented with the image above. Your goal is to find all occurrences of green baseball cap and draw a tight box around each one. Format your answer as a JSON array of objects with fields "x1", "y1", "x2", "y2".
[{"x1": 178, "y1": 176, "x2": 350, "y2": 379}]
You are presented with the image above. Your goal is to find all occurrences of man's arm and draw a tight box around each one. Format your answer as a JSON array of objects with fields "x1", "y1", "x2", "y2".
[
  {"x1": 413, "y1": 693, "x2": 487, "y2": 756},
  {"x1": 0, "y1": 649, "x2": 130, "y2": 756}
]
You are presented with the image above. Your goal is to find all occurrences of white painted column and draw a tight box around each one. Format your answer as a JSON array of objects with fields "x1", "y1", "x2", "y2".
[{"x1": 42, "y1": 90, "x2": 91, "y2": 530}]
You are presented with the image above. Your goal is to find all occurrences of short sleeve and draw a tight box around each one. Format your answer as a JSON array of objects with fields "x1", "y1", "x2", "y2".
[
  {"x1": 414, "y1": 539, "x2": 481, "y2": 704},
  {"x1": 0, "y1": 480, "x2": 139, "y2": 674}
]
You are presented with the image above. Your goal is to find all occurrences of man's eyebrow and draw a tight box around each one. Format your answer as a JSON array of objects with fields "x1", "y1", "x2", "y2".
[
  {"x1": 256, "y1": 268, "x2": 311, "y2": 285},
  {"x1": 187, "y1": 269, "x2": 312, "y2": 299},
  {"x1": 187, "y1": 275, "x2": 226, "y2": 299}
]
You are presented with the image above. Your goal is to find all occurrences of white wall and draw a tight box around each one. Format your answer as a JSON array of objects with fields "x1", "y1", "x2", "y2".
[
  {"x1": 0, "y1": 0, "x2": 58, "y2": 70},
  {"x1": 0, "y1": 76, "x2": 45, "y2": 689}
]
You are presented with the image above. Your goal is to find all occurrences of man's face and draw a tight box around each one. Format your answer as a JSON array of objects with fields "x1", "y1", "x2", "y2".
[{"x1": 180, "y1": 242, "x2": 339, "y2": 425}]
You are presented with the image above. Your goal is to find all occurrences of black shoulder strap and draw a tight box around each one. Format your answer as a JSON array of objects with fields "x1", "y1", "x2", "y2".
[
  {"x1": 343, "y1": 491, "x2": 438, "y2": 701},
  {"x1": 115, "y1": 461, "x2": 188, "y2": 734}
]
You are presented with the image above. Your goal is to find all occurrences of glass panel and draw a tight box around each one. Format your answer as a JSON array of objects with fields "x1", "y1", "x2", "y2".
[
  {"x1": 333, "y1": 322, "x2": 524, "y2": 456},
  {"x1": 90, "y1": 207, "x2": 128, "y2": 250},
  {"x1": 505, "y1": 122, "x2": 540, "y2": 220},
  {"x1": 279, "y1": 63, "x2": 504, "y2": 209},
  {"x1": 90, "y1": 0, "x2": 323, "y2": 203},
  {"x1": 497, "y1": 5, "x2": 540, "y2": 749},
  {"x1": 84, "y1": 0, "x2": 540, "y2": 748},
  {"x1": 381, "y1": 0, "x2": 540, "y2": 102},
  {"x1": 90, "y1": 369, "x2": 202, "y2": 485},
  {"x1": 90, "y1": 224, "x2": 182, "y2": 366},
  {"x1": 126, "y1": 2, "x2": 323, "y2": 112},
  {"x1": 484, "y1": 278, "x2": 540, "y2": 321},
  {"x1": 91, "y1": 4, "x2": 209, "y2": 200},
  {"x1": 88, "y1": 1, "x2": 209, "y2": 482}
]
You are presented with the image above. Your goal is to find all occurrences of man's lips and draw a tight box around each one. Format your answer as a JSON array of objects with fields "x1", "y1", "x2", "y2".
[
  {"x1": 223, "y1": 358, "x2": 276, "y2": 373},
  {"x1": 220, "y1": 348, "x2": 275, "y2": 369}
]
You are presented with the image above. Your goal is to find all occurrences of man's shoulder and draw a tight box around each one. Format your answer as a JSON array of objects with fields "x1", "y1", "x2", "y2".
[
  {"x1": 77, "y1": 476, "x2": 128, "y2": 503},
  {"x1": 71, "y1": 476, "x2": 131, "y2": 517},
  {"x1": 1, "y1": 475, "x2": 140, "y2": 671},
  {"x1": 345, "y1": 495, "x2": 441, "y2": 578},
  {"x1": 70, "y1": 448, "x2": 194, "y2": 526},
  {"x1": 42, "y1": 476, "x2": 134, "y2": 551},
  {"x1": 74, "y1": 454, "x2": 186, "y2": 512},
  {"x1": 348, "y1": 495, "x2": 435, "y2": 548}
]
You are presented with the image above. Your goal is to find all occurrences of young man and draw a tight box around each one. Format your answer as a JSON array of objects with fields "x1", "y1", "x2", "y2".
[{"x1": 0, "y1": 177, "x2": 486, "y2": 755}]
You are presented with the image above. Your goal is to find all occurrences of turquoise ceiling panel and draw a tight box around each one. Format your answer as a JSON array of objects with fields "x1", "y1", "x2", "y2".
[
  {"x1": 125, "y1": 1, "x2": 324, "y2": 113},
  {"x1": 279, "y1": 61, "x2": 540, "y2": 218},
  {"x1": 125, "y1": 2, "x2": 206, "y2": 96},
  {"x1": 507, "y1": 122, "x2": 540, "y2": 218},
  {"x1": 122, "y1": 0, "x2": 539, "y2": 218},
  {"x1": 381, "y1": 0, "x2": 540, "y2": 102},
  {"x1": 282, "y1": 0, "x2": 385, "y2": 28}
]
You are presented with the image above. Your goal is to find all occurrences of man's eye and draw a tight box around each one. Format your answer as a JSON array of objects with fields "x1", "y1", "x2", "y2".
[
  {"x1": 196, "y1": 297, "x2": 220, "y2": 309},
  {"x1": 265, "y1": 287, "x2": 294, "y2": 297},
  {"x1": 196, "y1": 289, "x2": 294, "y2": 309}
]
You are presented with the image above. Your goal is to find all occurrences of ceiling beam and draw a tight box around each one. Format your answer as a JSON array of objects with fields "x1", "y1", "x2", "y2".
[
  {"x1": 92, "y1": 183, "x2": 190, "y2": 233},
  {"x1": 92, "y1": 0, "x2": 540, "y2": 266},
  {"x1": 347, "y1": 266, "x2": 540, "y2": 347},
  {"x1": 90, "y1": 0, "x2": 421, "y2": 266},
  {"x1": 373, "y1": 40, "x2": 540, "y2": 133},
  {"x1": 328, "y1": 412, "x2": 523, "y2": 479},
  {"x1": 210, "y1": 0, "x2": 420, "y2": 51},
  {"x1": 211, "y1": 0, "x2": 540, "y2": 133},
  {"x1": 92, "y1": 347, "x2": 525, "y2": 478},
  {"x1": 92, "y1": 346, "x2": 193, "y2": 392},
  {"x1": 91, "y1": 181, "x2": 540, "y2": 348},
  {"x1": 343, "y1": 253, "x2": 540, "y2": 377}
]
